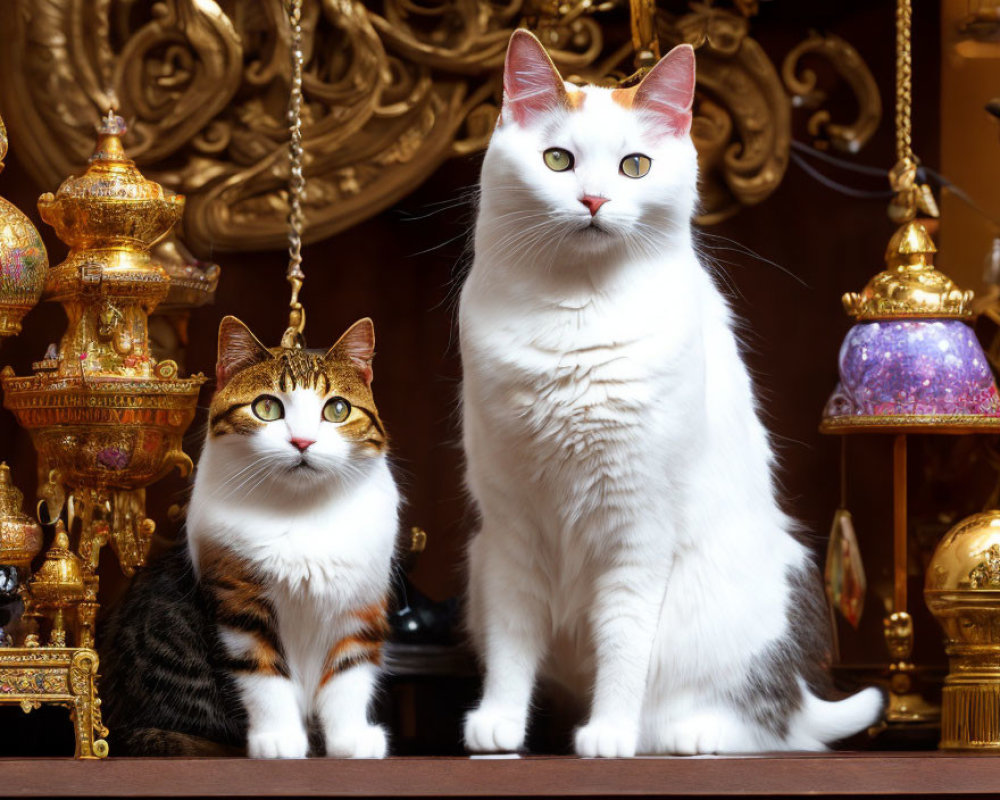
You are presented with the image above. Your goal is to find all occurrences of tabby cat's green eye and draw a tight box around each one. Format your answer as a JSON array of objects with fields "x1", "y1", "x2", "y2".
[
  {"x1": 323, "y1": 397, "x2": 352, "y2": 423},
  {"x1": 620, "y1": 154, "x2": 652, "y2": 179},
  {"x1": 543, "y1": 148, "x2": 574, "y2": 172},
  {"x1": 252, "y1": 395, "x2": 284, "y2": 422}
]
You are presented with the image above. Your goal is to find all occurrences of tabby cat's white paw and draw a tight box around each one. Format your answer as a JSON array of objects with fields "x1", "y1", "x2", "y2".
[
  {"x1": 464, "y1": 707, "x2": 526, "y2": 752},
  {"x1": 326, "y1": 724, "x2": 388, "y2": 758},
  {"x1": 247, "y1": 726, "x2": 309, "y2": 759},
  {"x1": 574, "y1": 720, "x2": 638, "y2": 758}
]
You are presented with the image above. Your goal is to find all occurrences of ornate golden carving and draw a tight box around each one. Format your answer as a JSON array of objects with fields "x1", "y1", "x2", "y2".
[
  {"x1": 782, "y1": 32, "x2": 881, "y2": 154},
  {"x1": 0, "y1": 1, "x2": 880, "y2": 249},
  {"x1": 668, "y1": 5, "x2": 790, "y2": 223}
]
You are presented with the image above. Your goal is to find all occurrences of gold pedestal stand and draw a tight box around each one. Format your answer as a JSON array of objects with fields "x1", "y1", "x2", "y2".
[
  {"x1": 0, "y1": 110, "x2": 103, "y2": 757},
  {"x1": 0, "y1": 521, "x2": 107, "y2": 758},
  {"x1": 0, "y1": 112, "x2": 205, "y2": 758}
]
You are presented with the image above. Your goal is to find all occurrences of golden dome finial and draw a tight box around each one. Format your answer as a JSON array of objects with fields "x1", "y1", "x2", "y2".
[
  {"x1": 842, "y1": 220, "x2": 974, "y2": 320},
  {"x1": 90, "y1": 110, "x2": 129, "y2": 164}
]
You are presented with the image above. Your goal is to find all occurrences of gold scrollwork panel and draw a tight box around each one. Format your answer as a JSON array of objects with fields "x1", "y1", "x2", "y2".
[{"x1": 0, "y1": 0, "x2": 880, "y2": 250}]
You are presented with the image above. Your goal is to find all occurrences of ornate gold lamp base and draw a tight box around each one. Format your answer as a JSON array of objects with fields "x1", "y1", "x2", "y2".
[
  {"x1": 926, "y1": 513, "x2": 1000, "y2": 750},
  {"x1": 940, "y1": 644, "x2": 1000, "y2": 750},
  {"x1": 0, "y1": 646, "x2": 107, "y2": 758}
]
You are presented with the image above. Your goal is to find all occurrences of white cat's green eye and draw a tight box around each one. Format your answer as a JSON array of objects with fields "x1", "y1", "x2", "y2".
[
  {"x1": 323, "y1": 397, "x2": 352, "y2": 423},
  {"x1": 620, "y1": 154, "x2": 652, "y2": 179},
  {"x1": 543, "y1": 148, "x2": 574, "y2": 172},
  {"x1": 252, "y1": 395, "x2": 284, "y2": 422}
]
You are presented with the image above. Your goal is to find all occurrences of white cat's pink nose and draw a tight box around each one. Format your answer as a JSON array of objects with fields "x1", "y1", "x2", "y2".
[
  {"x1": 290, "y1": 437, "x2": 316, "y2": 452},
  {"x1": 580, "y1": 195, "x2": 609, "y2": 216}
]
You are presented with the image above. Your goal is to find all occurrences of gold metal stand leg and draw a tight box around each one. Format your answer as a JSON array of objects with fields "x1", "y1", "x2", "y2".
[
  {"x1": 69, "y1": 649, "x2": 108, "y2": 759},
  {"x1": 884, "y1": 434, "x2": 939, "y2": 723}
]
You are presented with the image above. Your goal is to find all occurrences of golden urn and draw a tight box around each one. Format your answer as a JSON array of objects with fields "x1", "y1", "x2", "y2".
[
  {"x1": 926, "y1": 511, "x2": 1000, "y2": 750},
  {"x1": 1, "y1": 112, "x2": 204, "y2": 495},
  {"x1": 0, "y1": 112, "x2": 48, "y2": 339},
  {"x1": 0, "y1": 462, "x2": 43, "y2": 570}
]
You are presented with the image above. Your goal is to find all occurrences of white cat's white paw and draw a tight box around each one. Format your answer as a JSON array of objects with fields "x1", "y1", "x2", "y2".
[
  {"x1": 660, "y1": 715, "x2": 732, "y2": 755},
  {"x1": 247, "y1": 725, "x2": 309, "y2": 759},
  {"x1": 574, "y1": 719, "x2": 638, "y2": 758},
  {"x1": 464, "y1": 707, "x2": 526, "y2": 752},
  {"x1": 326, "y1": 724, "x2": 388, "y2": 758}
]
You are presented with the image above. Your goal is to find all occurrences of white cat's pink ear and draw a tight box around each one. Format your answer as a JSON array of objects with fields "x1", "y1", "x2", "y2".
[
  {"x1": 632, "y1": 44, "x2": 696, "y2": 136},
  {"x1": 216, "y1": 316, "x2": 271, "y2": 390},
  {"x1": 328, "y1": 318, "x2": 376, "y2": 387},
  {"x1": 502, "y1": 30, "x2": 568, "y2": 126}
]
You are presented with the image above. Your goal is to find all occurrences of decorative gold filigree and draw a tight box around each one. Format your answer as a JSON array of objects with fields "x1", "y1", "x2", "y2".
[
  {"x1": 0, "y1": 0, "x2": 880, "y2": 248},
  {"x1": 969, "y1": 545, "x2": 1000, "y2": 590}
]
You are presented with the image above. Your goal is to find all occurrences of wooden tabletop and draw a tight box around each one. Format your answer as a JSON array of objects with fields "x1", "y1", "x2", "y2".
[{"x1": 2, "y1": 752, "x2": 999, "y2": 798}]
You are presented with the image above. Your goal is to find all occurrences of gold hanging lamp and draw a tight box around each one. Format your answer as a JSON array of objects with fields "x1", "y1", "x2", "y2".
[{"x1": 821, "y1": 0, "x2": 1000, "y2": 730}]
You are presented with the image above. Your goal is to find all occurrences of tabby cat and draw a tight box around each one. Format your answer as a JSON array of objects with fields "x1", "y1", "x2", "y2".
[{"x1": 99, "y1": 316, "x2": 400, "y2": 758}]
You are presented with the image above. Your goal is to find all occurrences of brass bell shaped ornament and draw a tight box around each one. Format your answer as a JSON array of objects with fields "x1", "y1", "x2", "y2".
[
  {"x1": 926, "y1": 511, "x2": 1000, "y2": 750},
  {"x1": 0, "y1": 112, "x2": 48, "y2": 339},
  {"x1": 0, "y1": 462, "x2": 42, "y2": 646},
  {"x1": 0, "y1": 462, "x2": 43, "y2": 570},
  {"x1": 28, "y1": 520, "x2": 89, "y2": 648}
]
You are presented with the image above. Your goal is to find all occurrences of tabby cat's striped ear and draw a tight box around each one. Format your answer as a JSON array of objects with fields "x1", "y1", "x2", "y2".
[
  {"x1": 216, "y1": 315, "x2": 271, "y2": 390},
  {"x1": 327, "y1": 318, "x2": 375, "y2": 387}
]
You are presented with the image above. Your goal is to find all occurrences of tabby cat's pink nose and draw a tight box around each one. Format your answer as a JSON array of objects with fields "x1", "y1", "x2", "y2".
[
  {"x1": 290, "y1": 437, "x2": 316, "y2": 452},
  {"x1": 580, "y1": 195, "x2": 609, "y2": 216}
]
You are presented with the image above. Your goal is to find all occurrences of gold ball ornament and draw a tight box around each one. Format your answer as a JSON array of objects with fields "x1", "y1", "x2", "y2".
[
  {"x1": 926, "y1": 511, "x2": 1000, "y2": 749},
  {"x1": 0, "y1": 113, "x2": 49, "y2": 339}
]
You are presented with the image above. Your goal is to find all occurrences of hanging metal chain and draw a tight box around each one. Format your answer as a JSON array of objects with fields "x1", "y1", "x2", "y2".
[
  {"x1": 894, "y1": 0, "x2": 913, "y2": 169},
  {"x1": 281, "y1": 0, "x2": 307, "y2": 350},
  {"x1": 886, "y1": 0, "x2": 931, "y2": 222}
]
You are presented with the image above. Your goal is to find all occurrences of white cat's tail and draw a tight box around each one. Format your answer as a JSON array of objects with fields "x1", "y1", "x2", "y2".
[{"x1": 788, "y1": 686, "x2": 884, "y2": 748}]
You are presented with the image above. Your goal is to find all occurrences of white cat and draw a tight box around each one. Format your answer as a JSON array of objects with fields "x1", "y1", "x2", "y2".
[{"x1": 459, "y1": 31, "x2": 882, "y2": 756}]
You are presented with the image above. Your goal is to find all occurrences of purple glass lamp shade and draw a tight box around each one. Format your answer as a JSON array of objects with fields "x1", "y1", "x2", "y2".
[{"x1": 823, "y1": 320, "x2": 1000, "y2": 421}]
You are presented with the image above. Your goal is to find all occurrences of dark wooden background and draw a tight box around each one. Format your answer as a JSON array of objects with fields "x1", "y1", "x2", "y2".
[{"x1": 0, "y1": 0, "x2": 976, "y2": 755}]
